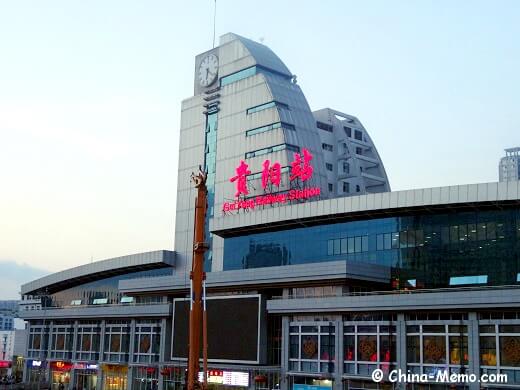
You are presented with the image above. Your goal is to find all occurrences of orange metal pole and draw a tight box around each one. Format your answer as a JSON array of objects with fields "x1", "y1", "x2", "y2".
[{"x1": 187, "y1": 171, "x2": 208, "y2": 390}]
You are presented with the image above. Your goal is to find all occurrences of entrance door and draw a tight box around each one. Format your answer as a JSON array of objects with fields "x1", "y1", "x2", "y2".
[
  {"x1": 104, "y1": 371, "x2": 128, "y2": 390},
  {"x1": 74, "y1": 370, "x2": 98, "y2": 390}
]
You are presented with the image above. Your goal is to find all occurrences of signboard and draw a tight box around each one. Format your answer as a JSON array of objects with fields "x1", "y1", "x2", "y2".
[
  {"x1": 28, "y1": 360, "x2": 43, "y2": 368},
  {"x1": 73, "y1": 363, "x2": 99, "y2": 370},
  {"x1": 0, "y1": 361, "x2": 11, "y2": 368},
  {"x1": 198, "y1": 371, "x2": 249, "y2": 387},
  {"x1": 50, "y1": 361, "x2": 73, "y2": 371},
  {"x1": 172, "y1": 295, "x2": 261, "y2": 363},
  {"x1": 293, "y1": 385, "x2": 332, "y2": 390},
  {"x1": 223, "y1": 148, "x2": 321, "y2": 212}
]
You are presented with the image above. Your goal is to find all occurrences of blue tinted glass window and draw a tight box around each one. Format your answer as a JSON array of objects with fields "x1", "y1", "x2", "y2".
[
  {"x1": 222, "y1": 208, "x2": 520, "y2": 288},
  {"x1": 449, "y1": 275, "x2": 488, "y2": 286},
  {"x1": 220, "y1": 66, "x2": 257, "y2": 86}
]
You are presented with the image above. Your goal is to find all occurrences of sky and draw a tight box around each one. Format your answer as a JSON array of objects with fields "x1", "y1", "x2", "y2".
[{"x1": 0, "y1": 1, "x2": 519, "y2": 299}]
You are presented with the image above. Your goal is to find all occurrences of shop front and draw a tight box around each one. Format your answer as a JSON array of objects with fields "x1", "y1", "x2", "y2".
[
  {"x1": 132, "y1": 366, "x2": 159, "y2": 390},
  {"x1": 50, "y1": 361, "x2": 73, "y2": 390},
  {"x1": 0, "y1": 360, "x2": 12, "y2": 376},
  {"x1": 73, "y1": 363, "x2": 99, "y2": 390},
  {"x1": 102, "y1": 363, "x2": 128, "y2": 390},
  {"x1": 25, "y1": 359, "x2": 47, "y2": 385}
]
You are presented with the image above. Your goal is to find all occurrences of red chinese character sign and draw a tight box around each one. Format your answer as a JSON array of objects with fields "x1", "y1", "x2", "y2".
[
  {"x1": 290, "y1": 148, "x2": 313, "y2": 182},
  {"x1": 224, "y1": 148, "x2": 320, "y2": 213},
  {"x1": 229, "y1": 160, "x2": 251, "y2": 197},
  {"x1": 261, "y1": 160, "x2": 281, "y2": 189}
]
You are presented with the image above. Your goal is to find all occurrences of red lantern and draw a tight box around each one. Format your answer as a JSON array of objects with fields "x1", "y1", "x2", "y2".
[{"x1": 254, "y1": 375, "x2": 267, "y2": 383}]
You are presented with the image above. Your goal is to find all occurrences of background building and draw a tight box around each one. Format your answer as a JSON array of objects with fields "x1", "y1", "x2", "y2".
[
  {"x1": 500, "y1": 147, "x2": 520, "y2": 182},
  {"x1": 0, "y1": 301, "x2": 18, "y2": 331}
]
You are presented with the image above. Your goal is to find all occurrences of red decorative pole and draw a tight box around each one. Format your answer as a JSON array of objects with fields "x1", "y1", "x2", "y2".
[{"x1": 187, "y1": 170, "x2": 208, "y2": 390}]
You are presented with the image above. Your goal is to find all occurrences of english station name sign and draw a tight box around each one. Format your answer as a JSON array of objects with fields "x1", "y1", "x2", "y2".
[{"x1": 222, "y1": 148, "x2": 321, "y2": 212}]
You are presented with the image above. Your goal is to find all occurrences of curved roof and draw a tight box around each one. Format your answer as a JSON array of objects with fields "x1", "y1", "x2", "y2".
[
  {"x1": 220, "y1": 33, "x2": 292, "y2": 77},
  {"x1": 21, "y1": 250, "x2": 175, "y2": 295}
]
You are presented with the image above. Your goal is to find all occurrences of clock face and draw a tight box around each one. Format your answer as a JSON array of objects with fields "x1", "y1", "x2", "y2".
[{"x1": 198, "y1": 54, "x2": 218, "y2": 87}]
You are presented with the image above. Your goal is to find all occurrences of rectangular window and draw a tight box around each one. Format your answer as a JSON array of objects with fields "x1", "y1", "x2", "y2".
[
  {"x1": 326, "y1": 163, "x2": 333, "y2": 171},
  {"x1": 220, "y1": 66, "x2": 257, "y2": 86},
  {"x1": 343, "y1": 182, "x2": 350, "y2": 193},
  {"x1": 348, "y1": 237, "x2": 355, "y2": 254},
  {"x1": 354, "y1": 130, "x2": 363, "y2": 141},
  {"x1": 246, "y1": 100, "x2": 289, "y2": 115},
  {"x1": 120, "y1": 297, "x2": 134, "y2": 304},
  {"x1": 354, "y1": 236, "x2": 362, "y2": 253},
  {"x1": 480, "y1": 336, "x2": 497, "y2": 366},
  {"x1": 361, "y1": 236, "x2": 368, "y2": 252},
  {"x1": 449, "y1": 275, "x2": 488, "y2": 286},
  {"x1": 391, "y1": 232, "x2": 400, "y2": 249},
  {"x1": 327, "y1": 240, "x2": 334, "y2": 256},
  {"x1": 245, "y1": 144, "x2": 299, "y2": 158},
  {"x1": 344, "y1": 126, "x2": 352, "y2": 137},
  {"x1": 246, "y1": 101, "x2": 276, "y2": 114},
  {"x1": 341, "y1": 238, "x2": 348, "y2": 254},
  {"x1": 317, "y1": 121, "x2": 333, "y2": 132},
  {"x1": 356, "y1": 147, "x2": 362, "y2": 155},
  {"x1": 93, "y1": 298, "x2": 108, "y2": 305},
  {"x1": 322, "y1": 143, "x2": 333, "y2": 152},
  {"x1": 384, "y1": 233, "x2": 392, "y2": 250},
  {"x1": 333, "y1": 239, "x2": 340, "y2": 255},
  {"x1": 328, "y1": 183, "x2": 333, "y2": 192},
  {"x1": 343, "y1": 162, "x2": 350, "y2": 173}
]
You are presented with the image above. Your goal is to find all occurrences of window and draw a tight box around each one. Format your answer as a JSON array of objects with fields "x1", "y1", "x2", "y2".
[
  {"x1": 133, "y1": 320, "x2": 162, "y2": 363},
  {"x1": 325, "y1": 163, "x2": 333, "y2": 171},
  {"x1": 343, "y1": 162, "x2": 350, "y2": 174},
  {"x1": 246, "y1": 101, "x2": 289, "y2": 115},
  {"x1": 407, "y1": 323, "x2": 468, "y2": 374},
  {"x1": 343, "y1": 182, "x2": 350, "y2": 193},
  {"x1": 104, "y1": 321, "x2": 131, "y2": 362},
  {"x1": 328, "y1": 183, "x2": 333, "y2": 192},
  {"x1": 354, "y1": 130, "x2": 363, "y2": 141},
  {"x1": 344, "y1": 126, "x2": 352, "y2": 137},
  {"x1": 93, "y1": 298, "x2": 108, "y2": 305},
  {"x1": 356, "y1": 185, "x2": 360, "y2": 193},
  {"x1": 70, "y1": 300, "x2": 82, "y2": 306},
  {"x1": 121, "y1": 296, "x2": 134, "y2": 304},
  {"x1": 75, "y1": 321, "x2": 101, "y2": 361},
  {"x1": 449, "y1": 275, "x2": 488, "y2": 286},
  {"x1": 245, "y1": 144, "x2": 299, "y2": 159},
  {"x1": 317, "y1": 121, "x2": 333, "y2": 132},
  {"x1": 356, "y1": 147, "x2": 362, "y2": 155},
  {"x1": 220, "y1": 66, "x2": 257, "y2": 86},
  {"x1": 322, "y1": 143, "x2": 333, "y2": 152},
  {"x1": 245, "y1": 122, "x2": 295, "y2": 136},
  {"x1": 289, "y1": 323, "x2": 336, "y2": 373},
  {"x1": 344, "y1": 322, "x2": 396, "y2": 376},
  {"x1": 327, "y1": 235, "x2": 369, "y2": 256}
]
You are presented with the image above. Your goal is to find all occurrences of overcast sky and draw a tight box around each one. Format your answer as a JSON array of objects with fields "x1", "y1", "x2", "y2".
[{"x1": 1, "y1": 1, "x2": 519, "y2": 297}]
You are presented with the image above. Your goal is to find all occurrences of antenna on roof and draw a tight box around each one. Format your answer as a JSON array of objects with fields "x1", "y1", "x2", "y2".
[{"x1": 212, "y1": 0, "x2": 217, "y2": 48}]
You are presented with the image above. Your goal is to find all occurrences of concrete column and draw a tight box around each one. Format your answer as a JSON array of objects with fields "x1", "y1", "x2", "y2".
[
  {"x1": 99, "y1": 320, "x2": 106, "y2": 358},
  {"x1": 467, "y1": 312, "x2": 480, "y2": 390},
  {"x1": 334, "y1": 319, "x2": 343, "y2": 390},
  {"x1": 46, "y1": 321, "x2": 54, "y2": 384},
  {"x1": 128, "y1": 320, "x2": 137, "y2": 390},
  {"x1": 395, "y1": 313, "x2": 406, "y2": 390},
  {"x1": 23, "y1": 323, "x2": 32, "y2": 384},
  {"x1": 280, "y1": 316, "x2": 290, "y2": 390},
  {"x1": 158, "y1": 318, "x2": 167, "y2": 390}
]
